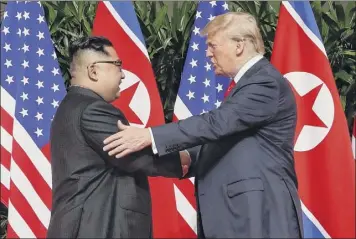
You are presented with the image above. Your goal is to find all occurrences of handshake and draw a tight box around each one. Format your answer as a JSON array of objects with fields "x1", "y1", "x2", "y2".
[{"x1": 103, "y1": 120, "x2": 192, "y2": 177}]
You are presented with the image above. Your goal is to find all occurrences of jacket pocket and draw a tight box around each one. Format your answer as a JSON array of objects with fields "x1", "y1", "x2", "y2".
[
  {"x1": 227, "y1": 178, "x2": 264, "y2": 198},
  {"x1": 119, "y1": 194, "x2": 150, "y2": 215}
]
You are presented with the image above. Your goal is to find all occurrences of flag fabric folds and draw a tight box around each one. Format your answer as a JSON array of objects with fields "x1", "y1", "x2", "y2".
[
  {"x1": 171, "y1": 1, "x2": 229, "y2": 237},
  {"x1": 271, "y1": 1, "x2": 355, "y2": 238},
  {"x1": 0, "y1": 2, "x2": 66, "y2": 238},
  {"x1": 92, "y1": 2, "x2": 183, "y2": 237}
]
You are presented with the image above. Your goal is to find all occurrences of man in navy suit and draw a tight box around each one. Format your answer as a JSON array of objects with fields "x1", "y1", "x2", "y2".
[{"x1": 103, "y1": 12, "x2": 303, "y2": 238}]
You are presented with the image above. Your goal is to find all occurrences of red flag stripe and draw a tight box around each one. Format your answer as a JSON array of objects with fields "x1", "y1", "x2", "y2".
[
  {"x1": 1, "y1": 184, "x2": 10, "y2": 206},
  {"x1": 7, "y1": 200, "x2": 36, "y2": 238},
  {"x1": 8, "y1": 181, "x2": 48, "y2": 237},
  {"x1": 8, "y1": 159, "x2": 51, "y2": 226},
  {"x1": 1, "y1": 107, "x2": 14, "y2": 135},
  {"x1": 6, "y1": 222, "x2": 20, "y2": 239},
  {"x1": 1, "y1": 145, "x2": 11, "y2": 170},
  {"x1": 12, "y1": 141, "x2": 52, "y2": 209}
]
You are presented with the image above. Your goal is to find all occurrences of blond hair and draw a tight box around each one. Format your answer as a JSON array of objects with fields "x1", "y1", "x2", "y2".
[{"x1": 201, "y1": 12, "x2": 265, "y2": 55}]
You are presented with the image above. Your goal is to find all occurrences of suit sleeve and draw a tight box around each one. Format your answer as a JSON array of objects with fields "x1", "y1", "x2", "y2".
[
  {"x1": 152, "y1": 77, "x2": 279, "y2": 156},
  {"x1": 81, "y1": 100, "x2": 182, "y2": 177}
]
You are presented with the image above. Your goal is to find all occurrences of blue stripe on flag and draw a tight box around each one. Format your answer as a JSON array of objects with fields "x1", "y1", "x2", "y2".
[
  {"x1": 288, "y1": 1, "x2": 322, "y2": 42},
  {"x1": 302, "y1": 211, "x2": 325, "y2": 238},
  {"x1": 110, "y1": 1, "x2": 146, "y2": 46}
]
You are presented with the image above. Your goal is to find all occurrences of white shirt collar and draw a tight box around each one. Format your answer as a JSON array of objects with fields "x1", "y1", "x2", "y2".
[{"x1": 233, "y1": 54, "x2": 264, "y2": 84}]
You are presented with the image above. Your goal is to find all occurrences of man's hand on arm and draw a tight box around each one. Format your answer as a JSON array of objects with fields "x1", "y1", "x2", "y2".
[{"x1": 103, "y1": 120, "x2": 152, "y2": 158}]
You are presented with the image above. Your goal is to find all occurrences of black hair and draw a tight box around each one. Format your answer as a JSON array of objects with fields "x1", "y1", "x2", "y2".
[{"x1": 69, "y1": 36, "x2": 113, "y2": 61}]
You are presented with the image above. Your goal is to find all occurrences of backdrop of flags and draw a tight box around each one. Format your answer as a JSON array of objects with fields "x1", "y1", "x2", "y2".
[
  {"x1": 0, "y1": 1, "x2": 66, "y2": 238},
  {"x1": 92, "y1": 1, "x2": 183, "y2": 237},
  {"x1": 171, "y1": 1, "x2": 230, "y2": 237},
  {"x1": 1, "y1": 1, "x2": 355, "y2": 238},
  {"x1": 271, "y1": 1, "x2": 355, "y2": 238}
]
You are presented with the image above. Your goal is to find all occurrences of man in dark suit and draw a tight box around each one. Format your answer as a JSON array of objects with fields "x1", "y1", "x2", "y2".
[
  {"x1": 103, "y1": 12, "x2": 303, "y2": 238},
  {"x1": 47, "y1": 36, "x2": 190, "y2": 238}
]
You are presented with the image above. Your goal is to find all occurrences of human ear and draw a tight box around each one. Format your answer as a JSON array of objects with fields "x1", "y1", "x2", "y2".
[
  {"x1": 235, "y1": 41, "x2": 244, "y2": 56},
  {"x1": 87, "y1": 64, "x2": 98, "y2": 82}
]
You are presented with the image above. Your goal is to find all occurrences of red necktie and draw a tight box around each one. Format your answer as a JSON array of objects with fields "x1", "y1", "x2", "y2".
[{"x1": 224, "y1": 80, "x2": 236, "y2": 99}]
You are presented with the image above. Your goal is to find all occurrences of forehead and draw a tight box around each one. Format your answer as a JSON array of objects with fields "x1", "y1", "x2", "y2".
[
  {"x1": 104, "y1": 46, "x2": 119, "y2": 59},
  {"x1": 206, "y1": 32, "x2": 225, "y2": 44}
]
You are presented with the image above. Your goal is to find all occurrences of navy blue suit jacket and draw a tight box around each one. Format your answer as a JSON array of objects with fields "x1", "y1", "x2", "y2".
[{"x1": 151, "y1": 57, "x2": 303, "y2": 238}]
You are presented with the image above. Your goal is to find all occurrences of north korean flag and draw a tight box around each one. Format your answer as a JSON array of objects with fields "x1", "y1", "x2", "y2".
[
  {"x1": 92, "y1": 2, "x2": 182, "y2": 237},
  {"x1": 271, "y1": 1, "x2": 355, "y2": 238}
]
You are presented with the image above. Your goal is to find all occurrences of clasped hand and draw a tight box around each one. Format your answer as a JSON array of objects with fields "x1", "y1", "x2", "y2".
[{"x1": 103, "y1": 120, "x2": 190, "y2": 176}]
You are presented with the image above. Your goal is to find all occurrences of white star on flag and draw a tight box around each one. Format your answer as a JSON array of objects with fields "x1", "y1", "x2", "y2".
[
  {"x1": 34, "y1": 127, "x2": 43, "y2": 137},
  {"x1": 21, "y1": 60, "x2": 29, "y2": 68},
  {"x1": 36, "y1": 48, "x2": 44, "y2": 57},
  {"x1": 36, "y1": 80, "x2": 44, "y2": 89},
  {"x1": 4, "y1": 59, "x2": 12, "y2": 68},
  {"x1": 35, "y1": 112, "x2": 43, "y2": 121},
  {"x1": 21, "y1": 76, "x2": 29, "y2": 85},
  {"x1": 203, "y1": 78, "x2": 211, "y2": 87},
  {"x1": 37, "y1": 31, "x2": 44, "y2": 40},
  {"x1": 186, "y1": 90, "x2": 195, "y2": 100},
  {"x1": 5, "y1": 75, "x2": 14, "y2": 84},
  {"x1": 36, "y1": 96, "x2": 44, "y2": 105},
  {"x1": 20, "y1": 92, "x2": 29, "y2": 101},
  {"x1": 20, "y1": 108, "x2": 28, "y2": 117},
  {"x1": 3, "y1": 43, "x2": 11, "y2": 52},
  {"x1": 51, "y1": 99, "x2": 59, "y2": 108},
  {"x1": 37, "y1": 14, "x2": 45, "y2": 23},
  {"x1": 36, "y1": 64, "x2": 44, "y2": 73}
]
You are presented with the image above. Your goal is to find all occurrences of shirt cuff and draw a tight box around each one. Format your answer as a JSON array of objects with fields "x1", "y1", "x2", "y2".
[{"x1": 148, "y1": 128, "x2": 158, "y2": 154}]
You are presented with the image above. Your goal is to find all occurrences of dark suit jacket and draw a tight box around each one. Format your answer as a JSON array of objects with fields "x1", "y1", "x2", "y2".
[
  {"x1": 47, "y1": 86, "x2": 182, "y2": 238},
  {"x1": 151, "y1": 58, "x2": 303, "y2": 238}
]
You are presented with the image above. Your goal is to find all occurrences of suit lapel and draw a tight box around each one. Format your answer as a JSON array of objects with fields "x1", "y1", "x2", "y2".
[
  {"x1": 224, "y1": 57, "x2": 270, "y2": 102},
  {"x1": 196, "y1": 58, "x2": 271, "y2": 177}
]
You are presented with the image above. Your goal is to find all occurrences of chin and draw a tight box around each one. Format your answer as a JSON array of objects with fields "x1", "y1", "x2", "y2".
[{"x1": 214, "y1": 70, "x2": 223, "y2": 76}]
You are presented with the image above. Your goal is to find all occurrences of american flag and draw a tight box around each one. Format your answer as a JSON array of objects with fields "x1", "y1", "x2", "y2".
[
  {"x1": 173, "y1": 1, "x2": 230, "y2": 121},
  {"x1": 0, "y1": 2, "x2": 66, "y2": 238},
  {"x1": 171, "y1": 1, "x2": 229, "y2": 237}
]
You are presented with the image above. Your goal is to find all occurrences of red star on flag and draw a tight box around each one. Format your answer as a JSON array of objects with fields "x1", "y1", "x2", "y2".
[
  {"x1": 291, "y1": 83, "x2": 328, "y2": 141},
  {"x1": 112, "y1": 81, "x2": 143, "y2": 125}
]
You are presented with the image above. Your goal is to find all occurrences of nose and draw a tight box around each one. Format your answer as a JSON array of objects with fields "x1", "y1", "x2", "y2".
[
  {"x1": 121, "y1": 71, "x2": 125, "y2": 80},
  {"x1": 206, "y1": 48, "x2": 213, "y2": 58}
]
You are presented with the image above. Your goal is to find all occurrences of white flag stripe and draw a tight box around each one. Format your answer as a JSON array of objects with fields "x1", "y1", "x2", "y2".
[
  {"x1": 1, "y1": 86, "x2": 16, "y2": 117},
  {"x1": 282, "y1": 2, "x2": 327, "y2": 56},
  {"x1": 13, "y1": 119, "x2": 52, "y2": 188},
  {"x1": 11, "y1": 160, "x2": 51, "y2": 228},
  {"x1": 8, "y1": 201, "x2": 36, "y2": 238},
  {"x1": 1, "y1": 126, "x2": 13, "y2": 152},
  {"x1": 103, "y1": 2, "x2": 149, "y2": 59},
  {"x1": 189, "y1": 177, "x2": 195, "y2": 184},
  {"x1": 1, "y1": 165, "x2": 10, "y2": 189},
  {"x1": 174, "y1": 96, "x2": 193, "y2": 120},
  {"x1": 174, "y1": 184, "x2": 197, "y2": 234}
]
